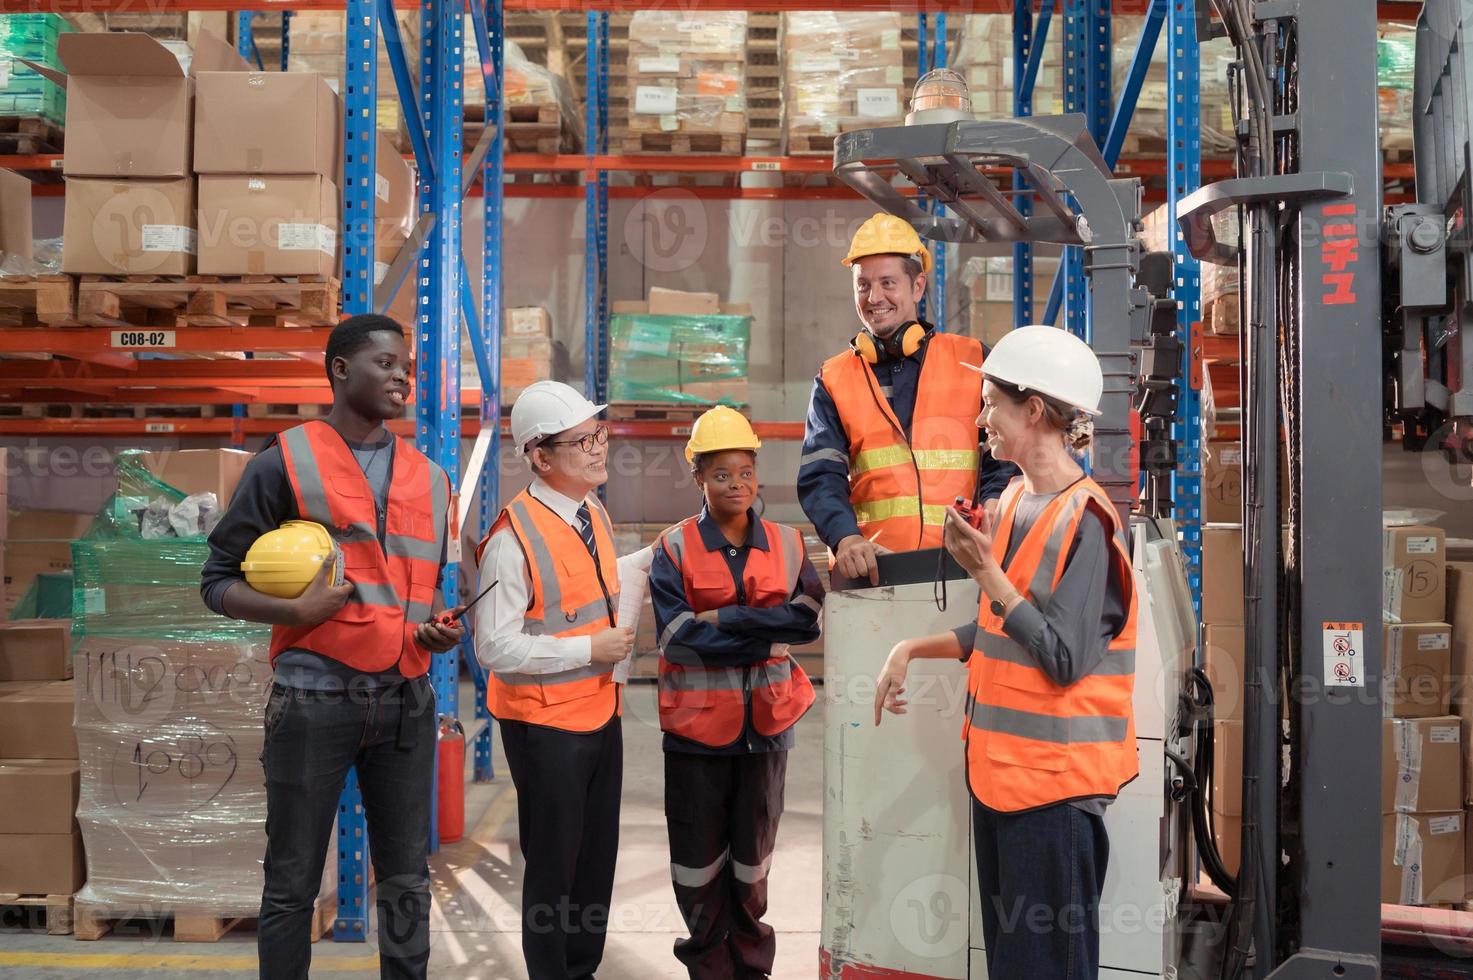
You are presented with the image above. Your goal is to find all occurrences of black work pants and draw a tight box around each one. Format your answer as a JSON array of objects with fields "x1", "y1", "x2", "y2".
[
  {"x1": 664, "y1": 750, "x2": 788, "y2": 980},
  {"x1": 499, "y1": 716, "x2": 623, "y2": 980},
  {"x1": 257, "y1": 677, "x2": 437, "y2": 980}
]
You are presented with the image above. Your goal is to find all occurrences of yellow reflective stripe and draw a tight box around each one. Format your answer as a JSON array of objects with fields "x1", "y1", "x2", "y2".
[
  {"x1": 851, "y1": 444, "x2": 914, "y2": 476},
  {"x1": 922, "y1": 504, "x2": 948, "y2": 527},
  {"x1": 913, "y1": 449, "x2": 980, "y2": 471},
  {"x1": 854, "y1": 498, "x2": 951, "y2": 526}
]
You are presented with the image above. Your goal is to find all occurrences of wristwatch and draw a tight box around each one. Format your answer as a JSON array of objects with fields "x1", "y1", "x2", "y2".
[{"x1": 990, "y1": 593, "x2": 1019, "y2": 618}]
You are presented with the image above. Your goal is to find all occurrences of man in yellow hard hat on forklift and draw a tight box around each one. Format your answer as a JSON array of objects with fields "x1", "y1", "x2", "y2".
[
  {"x1": 799, "y1": 213, "x2": 1017, "y2": 584},
  {"x1": 200, "y1": 313, "x2": 462, "y2": 980}
]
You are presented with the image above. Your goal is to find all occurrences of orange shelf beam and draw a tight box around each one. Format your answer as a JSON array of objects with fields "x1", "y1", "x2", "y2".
[{"x1": 0, "y1": 327, "x2": 334, "y2": 356}]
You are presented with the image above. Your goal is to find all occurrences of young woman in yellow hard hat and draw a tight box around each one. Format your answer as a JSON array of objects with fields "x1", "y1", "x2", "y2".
[
  {"x1": 200, "y1": 314, "x2": 462, "y2": 980},
  {"x1": 798, "y1": 212, "x2": 1017, "y2": 587},
  {"x1": 872, "y1": 325, "x2": 1138, "y2": 980},
  {"x1": 648, "y1": 405, "x2": 825, "y2": 979}
]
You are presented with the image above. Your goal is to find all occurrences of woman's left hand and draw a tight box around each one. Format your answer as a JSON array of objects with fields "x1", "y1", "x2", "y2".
[
  {"x1": 695, "y1": 609, "x2": 720, "y2": 625},
  {"x1": 943, "y1": 506, "x2": 994, "y2": 578}
]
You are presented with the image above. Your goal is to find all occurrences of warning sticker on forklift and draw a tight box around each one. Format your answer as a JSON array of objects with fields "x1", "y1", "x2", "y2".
[{"x1": 1322, "y1": 621, "x2": 1364, "y2": 688}]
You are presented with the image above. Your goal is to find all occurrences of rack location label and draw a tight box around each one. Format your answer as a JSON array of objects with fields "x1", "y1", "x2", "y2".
[{"x1": 1322, "y1": 621, "x2": 1365, "y2": 688}]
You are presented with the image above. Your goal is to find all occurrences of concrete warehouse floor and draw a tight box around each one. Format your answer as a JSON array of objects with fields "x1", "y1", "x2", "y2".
[{"x1": 0, "y1": 682, "x2": 823, "y2": 979}]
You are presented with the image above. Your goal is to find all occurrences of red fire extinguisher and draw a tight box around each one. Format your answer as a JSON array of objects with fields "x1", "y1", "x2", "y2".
[{"x1": 437, "y1": 715, "x2": 466, "y2": 844}]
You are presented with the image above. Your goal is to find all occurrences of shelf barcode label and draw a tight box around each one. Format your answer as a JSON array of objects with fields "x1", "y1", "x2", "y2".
[
  {"x1": 111, "y1": 330, "x2": 177, "y2": 349},
  {"x1": 749, "y1": 161, "x2": 781, "y2": 172},
  {"x1": 144, "y1": 423, "x2": 176, "y2": 433}
]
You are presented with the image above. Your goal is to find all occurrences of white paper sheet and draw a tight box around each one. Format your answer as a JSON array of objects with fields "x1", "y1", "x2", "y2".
[{"x1": 613, "y1": 546, "x2": 655, "y2": 684}]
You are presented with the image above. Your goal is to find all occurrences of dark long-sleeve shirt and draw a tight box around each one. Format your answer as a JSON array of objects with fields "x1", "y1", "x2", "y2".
[
  {"x1": 200, "y1": 433, "x2": 445, "y2": 690},
  {"x1": 953, "y1": 488, "x2": 1128, "y2": 814},
  {"x1": 797, "y1": 331, "x2": 1019, "y2": 550},
  {"x1": 649, "y1": 507, "x2": 825, "y2": 755}
]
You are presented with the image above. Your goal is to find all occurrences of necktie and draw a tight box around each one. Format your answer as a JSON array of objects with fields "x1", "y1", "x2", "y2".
[{"x1": 575, "y1": 503, "x2": 598, "y2": 559}]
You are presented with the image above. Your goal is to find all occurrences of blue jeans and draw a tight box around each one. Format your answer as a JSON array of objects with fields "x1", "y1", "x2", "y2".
[
  {"x1": 972, "y1": 799, "x2": 1109, "y2": 980},
  {"x1": 257, "y1": 677, "x2": 437, "y2": 980}
]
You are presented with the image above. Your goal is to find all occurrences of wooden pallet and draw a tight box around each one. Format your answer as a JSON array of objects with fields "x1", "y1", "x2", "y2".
[
  {"x1": 466, "y1": 101, "x2": 583, "y2": 155},
  {"x1": 0, "y1": 115, "x2": 64, "y2": 154},
  {"x1": 787, "y1": 133, "x2": 838, "y2": 157},
  {"x1": 74, "y1": 275, "x2": 340, "y2": 328},
  {"x1": 246, "y1": 402, "x2": 327, "y2": 419},
  {"x1": 0, "y1": 892, "x2": 75, "y2": 935},
  {"x1": 621, "y1": 132, "x2": 744, "y2": 155},
  {"x1": 0, "y1": 275, "x2": 78, "y2": 327},
  {"x1": 74, "y1": 893, "x2": 335, "y2": 943}
]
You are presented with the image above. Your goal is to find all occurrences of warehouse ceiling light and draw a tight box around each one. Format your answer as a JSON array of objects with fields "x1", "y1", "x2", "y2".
[{"x1": 905, "y1": 68, "x2": 971, "y2": 126}]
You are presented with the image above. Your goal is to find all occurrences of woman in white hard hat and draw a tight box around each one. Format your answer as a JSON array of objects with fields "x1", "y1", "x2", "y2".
[
  {"x1": 647, "y1": 406, "x2": 824, "y2": 979},
  {"x1": 872, "y1": 326, "x2": 1139, "y2": 980},
  {"x1": 473, "y1": 380, "x2": 637, "y2": 980}
]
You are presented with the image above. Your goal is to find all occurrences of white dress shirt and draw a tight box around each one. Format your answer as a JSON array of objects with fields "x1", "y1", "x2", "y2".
[{"x1": 474, "y1": 479, "x2": 623, "y2": 676}]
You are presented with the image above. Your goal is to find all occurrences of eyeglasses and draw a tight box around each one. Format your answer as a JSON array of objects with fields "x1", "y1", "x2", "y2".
[{"x1": 542, "y1": 424, "x2": 610, "y2": 454}]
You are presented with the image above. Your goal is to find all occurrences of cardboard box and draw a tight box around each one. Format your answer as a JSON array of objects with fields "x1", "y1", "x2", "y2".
[
  {"x1": 8, "y1": 510, "x2": 91, "y2": 539},
  {"x1": 0, "y1": 760, "x2": 78, "y2": 834},
  {"x1": 1385, "y1": 524, "x2": 1447, "y2": 624},
  {"x1": 0, "y1": 829, "x2": 84, "y2": 894},
  {"x1": 62, "y1": 177, "x2": 196, "y2": 276},
  {"x1": 1211, "y1": 811, "x2": 1239, "y2": 878},
  {"x1": 1384, "y1": 716, "x2": 1462, "y2": 813},
  {"x1": 375, "y1": 130, "x2": 414, "y2": 236},
  {"x1": 374, "y1": 233, "x2": 416, "y2": 327},
  {"x1": 648, "y1": 287, "x2": 720, "y2": 316},
  {"x1": 1210, "y1": 719, "x2": 1242, "y2": 817},
  {"x1": 197, "y1": 174, "x2": 339, "y2": 277},
  {"x1": 1203, "y1": 624, "x2": 1244, "y2": 722},
  {"x1": 506, "y1": 306, "x2": 551, "y2": 338},
  {"x1": 0, "y1": 621, "x2": 71, "y2": 682},
  {"x1": 1202, "y1": 440, "x2": 1243, "y2": 524},
  {"x1": 611, "y1": 300, "x2": 650, "y2": 315},
  {"x1": 32, "y1": 30, "x2": 246, "y2": 178},
  {"x1": 132, "y1": 448, "x2": 252, "y2": 506},
  {"x1": 1449, "y1": 562, "x2": 1473, "y2": 702},
  {"x1": 1384, "y1": 623, "x2": 1452, "y2": 718},
  {"x1": 1202, "y1": 525, "x2": 1245, "y2": 625},
  {"x1": 0, "y1": 679, "x2": 76, "y2": 759},
  {"x1": 4, "y1": 540, "x2": 74, "y2": 616},
  {"x1": 193, "y1": 71, "x2": 341, "y2": 176},
  {"x1": 1383, "y1": 812, "x2": 1464, "y2": 906},
  {"x1": 0, "y1": 168, "x2": 33, "y2": 261}
]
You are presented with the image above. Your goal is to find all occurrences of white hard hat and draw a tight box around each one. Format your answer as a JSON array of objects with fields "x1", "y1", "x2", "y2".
[
  {"x1": 967, "y1": 325, "x2": 1104, "y2": 416},
  {"x1": 509, "y1": 381, "x2": 607, "y2": 456}
]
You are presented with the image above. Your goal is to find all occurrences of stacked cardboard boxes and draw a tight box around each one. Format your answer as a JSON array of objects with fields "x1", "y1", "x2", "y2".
[
  {"x1": 626, "y1": 11, "x2": 748, "y2": 150},
  {"x1": 285, "y1": 10, "x2": 419, "y2": 137},
  {"x1": 497, "y1": 307, "x2": 572, "y2": 403},
  {"x1": 959, "y1": 255, "x2": 1055, "y2": 348},
  {"x1": 0, "y1": 620, "x2": 83, "y2": 896},
  {"x1": 194, "y1": 68, "x2": 342, "y2": 277},
  {"x1": 609, "y1": 288, "x2": 752, "y2": 407},
  {"x1": 1446, "y1": 558, "x2": 1473, "y2": 906},
  {"x1": 4, "y1": 508, "x2": 92, "y2": 617},
  {"x1": 780, "y1": 13, "x2": 905, "y2": 152},
  {"x1": 951, "y1": 15, "x2": 1060, "y2": 119},
  {"x1": 49, "y1": 31, "x2": 249, "y2": 276}
]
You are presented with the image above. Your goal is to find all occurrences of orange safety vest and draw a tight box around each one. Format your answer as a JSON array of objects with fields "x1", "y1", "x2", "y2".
[
  {"x1": 819, "y1": 332, "x2": 984, "y2": 554},
  {"x1": 655, "y1": 516, "x2": 816, "y2": 748},
  {"x1": 963, "y1": 476, "x2": 1139, "y2": 812},
  {"x1": 477, "y1": 488, "x2": 622, "y2": 733},
  {"x1": 273, "y1": 420, "x2": 450, "y2": 678}
]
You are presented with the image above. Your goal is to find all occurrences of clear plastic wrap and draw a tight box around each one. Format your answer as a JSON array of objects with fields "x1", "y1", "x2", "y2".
[
  {"x1": 70, "y1": 448, "x2": 312, "y2": 914},
  {"x1": 607, "y1": 313, "x2": 750, "y2": 406},
  {"x1": 1111, "y1": 16, "x2": 1237, "y2": 155},
  {"x1": 464, "y1": 37, "x2": 583, "y2": 152},
  {"x1": 1379, "y1": 23, "x2": 1415, "y2": 153},
  {"x1": 951, "y1": 14, "x2": 1061, "y2": 119},
  {"x1": 626, "y1": 11, "x2": 748, "y2": 138},
  {"x1": 781, "y1": 13, "x2": 905, "y2": 146}
]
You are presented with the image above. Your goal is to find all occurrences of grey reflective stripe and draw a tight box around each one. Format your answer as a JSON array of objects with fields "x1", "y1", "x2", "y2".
[
  {"x1": 732, "y1": 853, "x2": 773, "y2": 884},
  {"x1": 429, "y1": 463, "x2": 450, "y2": 550},
  {"x1": 660, "y1": 611, "x2": 694, "y2": 651},
  {"x1": 385, "y1": 533, "x2": 440, "y2": 563},
  {"x1": 349, "y1": 580, "x2": 404, "y2": 609},
  {"x1": 780, "y1": 526, "x2": 803, "y2": 594},
  {"x1": 799, "y1": 447, "x2": 850, "y2": 468},
  {"x1": 495, "y1": 661, "x2": 614, "y2": 686},
  {"x1": 338, "y1": 522, "x2": 377, "y2": 544},
  {"x1": 968, "y1": 698, "x2": 1129, "y2": 745},
  {"x1": 509, "y1": 498, "x2": 566, "y2": 617},
  {"x1": 753, "y1": 657, "x2": 794, "y2": 685},
  {"x1": 974, "y1": 629, "x2": 1135, "y2": 677},
  {"x1": 660, "y1": 664, "x2": 745, "y2": 693},
  {"x1": 526, "y1": 596, "x2": 617, "y2": 636},
  {"x1": 1027, "y1": 494, "x2": 1087, "y2": 605},
  {"x1": 282, "y1": 425, "x2": 333, "y2": 521},
  {"x1": 793, "y1": 593, "x2": 822, "y2": 615},
  {"x1": 671, "y1": 849, "x2": 728, "y2": 888},
  {"x1": 406, "y1": 600, "x2": 434, "y2": 622}
]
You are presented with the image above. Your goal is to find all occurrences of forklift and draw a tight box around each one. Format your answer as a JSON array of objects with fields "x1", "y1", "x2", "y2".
[{"x1": 817, "y1": 0, "x2": 1472, "y2": 976}]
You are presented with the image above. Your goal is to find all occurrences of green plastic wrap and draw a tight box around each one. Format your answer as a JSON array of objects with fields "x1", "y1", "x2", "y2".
[
  {"x1": 607, "y1": 313, "x2": 751, "y2": 405},
  {"x1": 8, "y1": 571, "x2": 72, "y2": 620},
  {"x1": 0, "y1": 14, "x2": 71, "y2": 126}
]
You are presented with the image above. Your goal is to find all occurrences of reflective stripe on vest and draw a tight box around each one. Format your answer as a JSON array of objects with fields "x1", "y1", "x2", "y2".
[
  {"x1": 272, "y1": 421, "x2": 449, "y2": 678},
  {"x1": 819, "y1": 332, "x2": 984, "y2": 553},
  {"x1": 963, "y1": 476, "x2": 1139, "y2": 813},
  {"x1": 656, "y1": 517, "x2": 816, "y2": 748},
  {"x1": 485, "y1": 489, "x2": 621, "y2": 733}
]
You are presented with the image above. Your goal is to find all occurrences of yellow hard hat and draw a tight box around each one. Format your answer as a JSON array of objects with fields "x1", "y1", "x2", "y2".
[
  {"x1": 241, "y1": 520, "x2": 343, "y2": 599},
  {"x1": 685, "y1": 405, "x2": 762, "y2": 463},
  {"x1": 842, "y1": 213, "x2": 933, "y2": 275}
]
